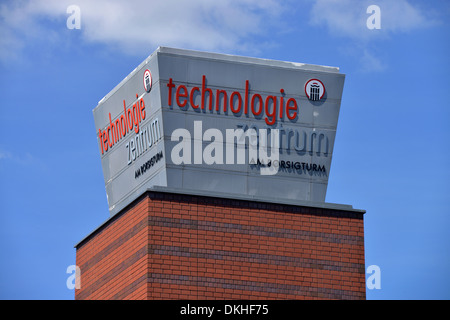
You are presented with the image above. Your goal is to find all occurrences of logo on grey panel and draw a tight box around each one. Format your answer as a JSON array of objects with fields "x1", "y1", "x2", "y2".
[
  {"x1": 143, "y1": 69, "x2": 152, "y2": 93},
  {"x1": 305, "y1": 79, "x2": 325, "y2": 101}
]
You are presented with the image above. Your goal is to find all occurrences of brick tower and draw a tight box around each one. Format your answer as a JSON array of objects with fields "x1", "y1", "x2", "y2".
[
  {"x1": 75, "y1": 188, "x2": 365, "y2": 300},
  {"x1": 77, "y1": 47, "x2": 366, "y2": 300}
]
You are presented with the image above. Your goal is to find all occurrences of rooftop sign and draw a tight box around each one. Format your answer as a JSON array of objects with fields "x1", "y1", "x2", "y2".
[{"x1": 93, "y1": 47, "x2": 345, "y2": 216}]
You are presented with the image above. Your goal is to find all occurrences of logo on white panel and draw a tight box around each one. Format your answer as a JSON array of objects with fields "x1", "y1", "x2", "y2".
[
  {"x1": 305, "y1": 79, "x2": 325, "y2": 101},
  {"x1": 143, "y1": 69, "x2": 152, "y2": 93}
]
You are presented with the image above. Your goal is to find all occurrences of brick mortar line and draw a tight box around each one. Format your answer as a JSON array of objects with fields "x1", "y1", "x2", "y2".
[
  {"x1": 149, "y1": 216, "x2": 364, "y2": 245},
  {"x1": 147, "y1": 273, "x2": 365, "y2": 300},
  {"x1": 112, "y1": 273, "x2": 149, "y2": 300},
  {"x1": 76, "y1": 245, "x2": 148, "y2": 300},
  {"x1": 78, "y1": 216, "x2": 149, "y2": 274},
  {"x1": 149, "y1": 244, "x2": 364, "y2": 274}
]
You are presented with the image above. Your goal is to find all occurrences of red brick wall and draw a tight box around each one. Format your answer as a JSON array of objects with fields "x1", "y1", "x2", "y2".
[{"x1": 75, "y1": 191, "x2": 365, "y2": 300}]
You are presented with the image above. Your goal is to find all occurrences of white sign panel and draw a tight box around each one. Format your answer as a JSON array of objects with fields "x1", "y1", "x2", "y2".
[{"x1": 93, "y1": 47, "x2": 345, "y2": 216}]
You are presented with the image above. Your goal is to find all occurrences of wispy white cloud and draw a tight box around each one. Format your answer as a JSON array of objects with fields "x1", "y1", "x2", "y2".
[
  {"x1": 359, "y1": 49, "x2": 387, "y2": 73},
  {"x1": 309, "y1": 0, "x2": 440, "y2": 72},
  {"x1": 0, "y1": 0, "x2": 290, "y2": 63},
  {"x1": 0, "y1": 1, "x2": 442, "y2": 70},
  {"x1": 0, "y1": 148, "x2": 37, "y2": 167},
  {"x1": 310, "y1": 0, "x2": 439, "y2": 40},
  {"x1": 0, "y1": 150, "x2": 12, "y2": 160}
]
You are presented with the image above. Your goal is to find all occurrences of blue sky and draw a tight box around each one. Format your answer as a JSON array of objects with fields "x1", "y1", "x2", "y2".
[{"x1": 0, "y1": 0, "x2": 449, "y2": 300}]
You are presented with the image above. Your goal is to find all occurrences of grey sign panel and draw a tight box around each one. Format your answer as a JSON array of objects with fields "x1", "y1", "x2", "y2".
[{"x1": 93, "y1": 47, "x2": 345, "y2": 217}]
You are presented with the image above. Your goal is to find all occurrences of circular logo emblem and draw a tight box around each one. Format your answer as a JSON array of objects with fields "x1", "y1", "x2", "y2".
[
  {"x1": 143, "y1": 69, "x2": 152, "y2": 93},
  {"x1": 305, "y1": 79, "x2": 325, "y2": 101}
]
